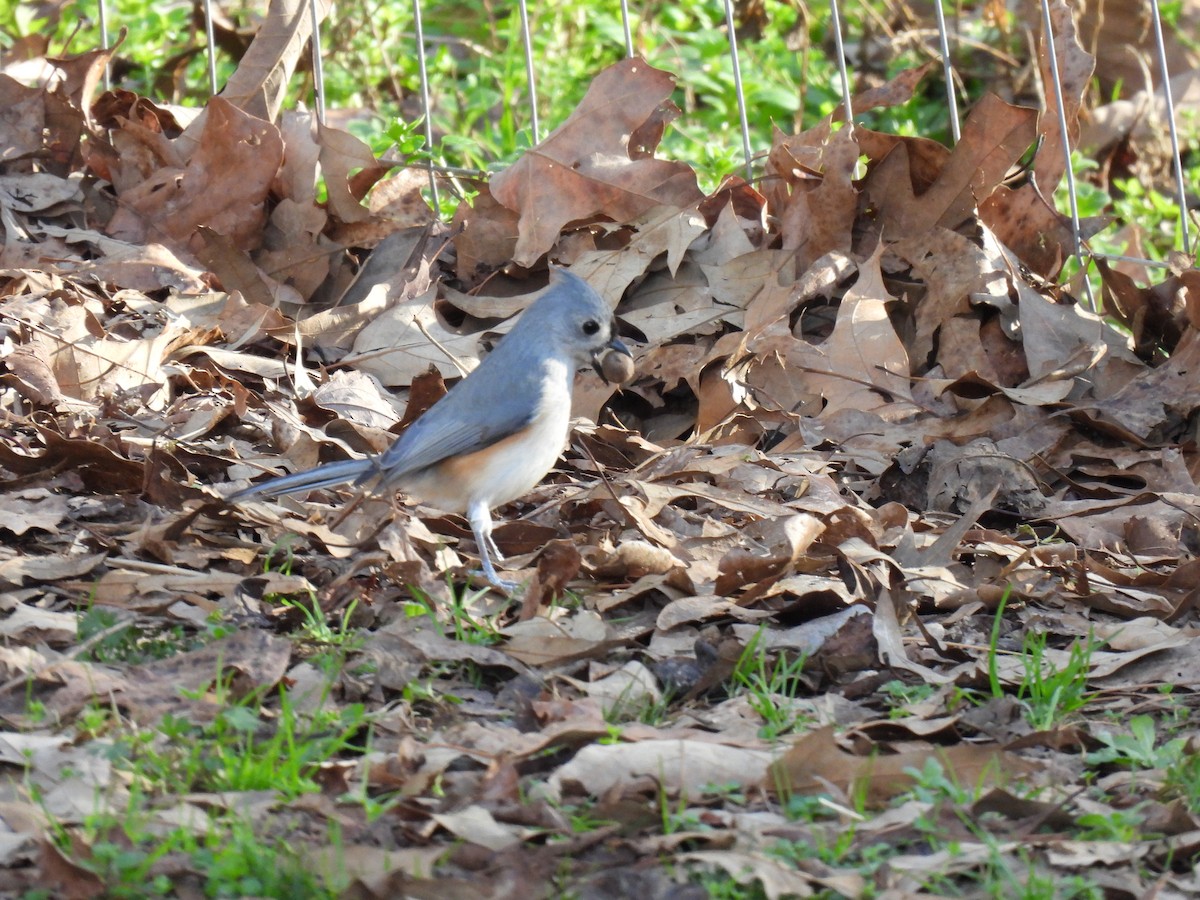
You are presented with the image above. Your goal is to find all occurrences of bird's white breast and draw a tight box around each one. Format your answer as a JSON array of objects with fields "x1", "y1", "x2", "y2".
[
  {"x1": 406, "y1": 357, "x2": 573, "y2": 513},
  {"x1": 475, "y1": 357, "x2": 573, "y2": 507}
]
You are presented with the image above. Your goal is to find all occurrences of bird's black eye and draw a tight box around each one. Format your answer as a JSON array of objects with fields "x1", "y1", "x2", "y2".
[{"x1": 582, "y1": 319, "x2": 600, "y2": 336}]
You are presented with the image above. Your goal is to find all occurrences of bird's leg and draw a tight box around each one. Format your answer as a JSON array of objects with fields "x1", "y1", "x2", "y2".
[
  {"x1": 485, "y1": 532, "x2": 505, "y2": 564},
  {"x1": 467, "y1": 501, "x2": 518, "y2": 591}
]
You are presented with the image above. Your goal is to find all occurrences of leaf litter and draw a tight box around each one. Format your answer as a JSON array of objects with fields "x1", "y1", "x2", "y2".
[{"x1": 3, "y1": 5, "x2": 1200, "y2": 898}]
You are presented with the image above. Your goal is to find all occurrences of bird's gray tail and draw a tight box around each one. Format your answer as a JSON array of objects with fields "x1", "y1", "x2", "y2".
[{"x1": 228, "y1": 459, "x2": 377, "y2": 501}]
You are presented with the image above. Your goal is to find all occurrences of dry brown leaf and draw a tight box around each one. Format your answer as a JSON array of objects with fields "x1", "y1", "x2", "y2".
[
  {"x1": 179, "y1": 0, "x2": 331, "y2": 139},
  {"x1": 891, "y1": 227, "x2": 1007, "y2": 366},
  {"x1": 737, "y1": 242, "x2": 917, "y2": 424},
  {"x1": 769, "y1": 727, "x2": 1037, "y2": 806},
  {"x1": 349, "y1": 285, "x2": 507, "y2": 387},
  {"x1": 316, "y1": 122, "x2": 386, "y2": 227},
  {"x1": 871, "y1": 93, "x2": 1037, "y2": 235},
  {"x1": 6, "y1": 30, "x2": 1200, "y2": 896},
  {"x1": 775, "y1": 124, "x2": 858, "y2": 270},
  {"x1": 1083, "y1": 329, "x2": 1200, "y2": 441},
  {"x1": 544, "y1": 738, "x2": 773, "y2": 801},
  {"x1": 489, "y1": 58, "x2": 703, "y2": 266},
  {"x1": 1032, "y1": 0, "x2": 1095, "y2": 193},
  {"x1": 107, "y1": 97, "x2": 284, "y2": 257},
  {"x1": 567, "y1": 205, "x2": 708, "y2": 304},
  {"x1": 678, "y1": 850, "x2": 820, "y2": 899},
  {"x1": 0, "y1": 76, "x2": 52, "y2": 162}
]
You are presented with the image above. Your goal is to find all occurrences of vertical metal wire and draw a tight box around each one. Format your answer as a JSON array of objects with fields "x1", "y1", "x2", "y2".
[
  {"x1": 98, "y1": 0, "x2": 111, "y2": 90},
  {"x1": 516, "y1": 0, "x2": 540, "y2": 143},
  {"x1": 828, "y1": 0, "x2": 854, "y2": 126},
  {"x1": 1148, "y1": 0, "x2": 1192, "y2": 255},
  {"x1": 932, "y1": 0, "x2": 960, "y2": 142},
  {"x1": 201, "y1": 0, "x2": 218, "y2": 95},
  {"x1": 721, "y1": 0, "x2": 754, "y2": 182},
  {"x1": 1038, "y1": 0, "x2": 1094, "y2": 308},
  {"x1": 308, "y1": 0, "x2": 326, "y2": 125},
  {"x1": 412, "y1": 0, "x2": 440, "y2": 210},
  {"x1": 619, "y1": 0, "x2": 634, "y2": 58}
]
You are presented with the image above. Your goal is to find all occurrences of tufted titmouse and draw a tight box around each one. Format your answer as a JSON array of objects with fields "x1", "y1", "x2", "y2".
[{"x1": 230, "y1": 269, "x2": 632, "y2": 589}]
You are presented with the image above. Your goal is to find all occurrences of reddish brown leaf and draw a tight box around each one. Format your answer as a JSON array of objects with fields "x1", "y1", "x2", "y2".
[{"x1": 489, "y1": 58, "x2": 703, "y2": 266}]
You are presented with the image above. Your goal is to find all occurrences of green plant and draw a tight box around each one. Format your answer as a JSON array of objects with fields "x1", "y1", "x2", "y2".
[
  {"x1": 22, "y1": 0, "x2": 923, "y2": 191},
  {"x1": 553, "y1": 798, "x2": 617, "y2": 835},
  {"x1": 1084, "y1": 714, "x2": 1200, "y2": 812},
  {"x1": 953, "y1": 847, "x2": 1104, "y2": 899},
  {"x1": 77, "y1": 605, "x2": 199, "y2": 665},
  {"x1": 64, "y1": 807, "x2": 334, "y2": 898},
  {"x1": 659, "y1": 785, "x2": 702, "y2": 837},
  {"x1": 903, "y1": 757, "x2": 976, "y2": 806},
  {"x1": 404, "y1": 581, "x2": 503, "y2": 646},
  {"x1": 879, "y1": 678, "x2": 935, "y2": 718},
  {"x1": 782, "y1": 793, "x2": 826, "y2": 823},
  {"x1": 254, "y1": 536, "x2": 368, "y2": 672},
  {"x1": 1164, "y1": 750, "x2": 1200, "y2": 812},
  {"x1": 700, "y1": 781, "x2": 748, "y2": 807},
  {"x1": 1075, "y1": 807, "x2": 1146, "y2": 842},
  {"x1": 1016, "y1": 628, "x2": 1098, "y2": 730},
  {"x1": 46, "y1": 0, "x2": 223, "y2": 102},
  {"x1": 912, "y1": 826, "x2": 1106, "y2": 899},
  {"x1": 23, "y1": 678, "x2": 47, "y2": 726},
  {"x1": 281, "y1": 595, "x2": 365, "y2": 673},
  {"x1": 263, "y1": 535, "x2": 299, "y2": 575},
  {"x1": 400, "y1": 673, "x2": 464, "y2": 708},
  {"x1": 106, "y1": 684, "x2": 367, "y2": 800},
  {"x1": 769, "y1": 821, "x2": 900, "y2": 888},
  {"x1": 730, "y1": 629, "x2": 810, "y2": 740},
  {"x1": 596, "y1": 721, "x2": 624, "y2": 745},
  {"x1": 1086, "y1": 715, "x2": 1186, "y2": 769},
  {"x1": 987, "y1": 591, "x2": 1098, "y2": 730},
  {"x1": 598, "y1": 663, "x2": 672, "y2": 726},
  {"x1": 28, "y1": 656, "x2": 375, "y2": 896},
  {"x1": 692, "y1": 870, "x2": 769, "y2": 900},
  {"x1": 76, "y1": 701, "x2": 117, "y2": 740},
  {"x1": 986, "y1": 590, "x2": 1011, "y2": 702},
  {"x1": 655, "y1": 779, "x2": 755, "y2": 840}
]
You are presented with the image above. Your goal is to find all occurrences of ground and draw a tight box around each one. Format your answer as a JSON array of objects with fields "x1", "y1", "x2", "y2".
[{"x1": 2, "y1": 3, "x2": 1200, "y2": 898}]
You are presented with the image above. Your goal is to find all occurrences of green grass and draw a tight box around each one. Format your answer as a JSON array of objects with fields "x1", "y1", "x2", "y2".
[
  {"x1": 402, "y1": 578, "x2": 504, "y2": 645},
  {"x1": 987, "y1": 590, "x2": 1099, "y2": 730},
  {"x1": 25, "y1": 647, "x2": 377, "y2": 897},
  {"x1": 879, "y1": 678, "x2": 936, "y2": 718},
  {"x1": 76, "y1": 605, "x2": 206, "y2": 666},
  {"x1": 770, "y1": 755, "x2": 1112, "y2": 898},
  {"x1": 731, "y1": 629, "x2": 811, "y2": 741},
  {"x1": 280, "y1": 595, "x2": 366, "y2": 672},
  {"x1": 1084, "y1": 713, "x2": 1200, "y2": 813},
  {"x1": 11, "y1": 1, "x2": 930, "y2": 182},
  {"x1": 1087, "y1": 714, "x2": 1183, "y2": 770},
  {"x1": 601, "y1": 683, "x2": 672, "y2": 727},
  {"x1": 106, "y1": 684, "x2": 367, "y2": 799},
  {"x1": 57, "y1": 808, "x2": 333, "y2": 899},
  {"x1": 1015, "y1": 627, "x2": 1098, "y2": 731}
]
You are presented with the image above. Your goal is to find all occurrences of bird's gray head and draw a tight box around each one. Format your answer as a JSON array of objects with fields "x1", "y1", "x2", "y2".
[{"x1": 516, "y1": 269, "x2": 632, "y2": 382}]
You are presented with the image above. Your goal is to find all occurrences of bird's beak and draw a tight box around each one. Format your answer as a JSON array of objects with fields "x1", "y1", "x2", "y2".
[
  {"x1": 608, "y1": 336, "x2": 632, "y2": 358},
  {"x1": 593, "y1": 335, "x2": 633, "y2": 385}
]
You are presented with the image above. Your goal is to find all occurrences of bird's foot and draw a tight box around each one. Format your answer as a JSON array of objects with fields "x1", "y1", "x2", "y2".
[
  {"x1": 469, "y1": 569, "x2": 520, "y2": 592},
  {"x1": 471, "y1": 554, "x2": 521, "y2": 593}
]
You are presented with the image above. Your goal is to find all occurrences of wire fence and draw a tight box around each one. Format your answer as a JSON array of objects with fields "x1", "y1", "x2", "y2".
[{"x1": 82, "y1": 0, "x2": 1196, "y2": 298}]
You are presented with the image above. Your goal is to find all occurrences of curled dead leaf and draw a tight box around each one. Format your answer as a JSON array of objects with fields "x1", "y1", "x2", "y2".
[{"x1": 590, "y1": 540, "x2": 680, "y2": 578}]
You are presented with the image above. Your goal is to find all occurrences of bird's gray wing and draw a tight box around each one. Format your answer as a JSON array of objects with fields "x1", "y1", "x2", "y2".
[{"x1": 371, "y1": 353, "x2": 545, "y2": 482}]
